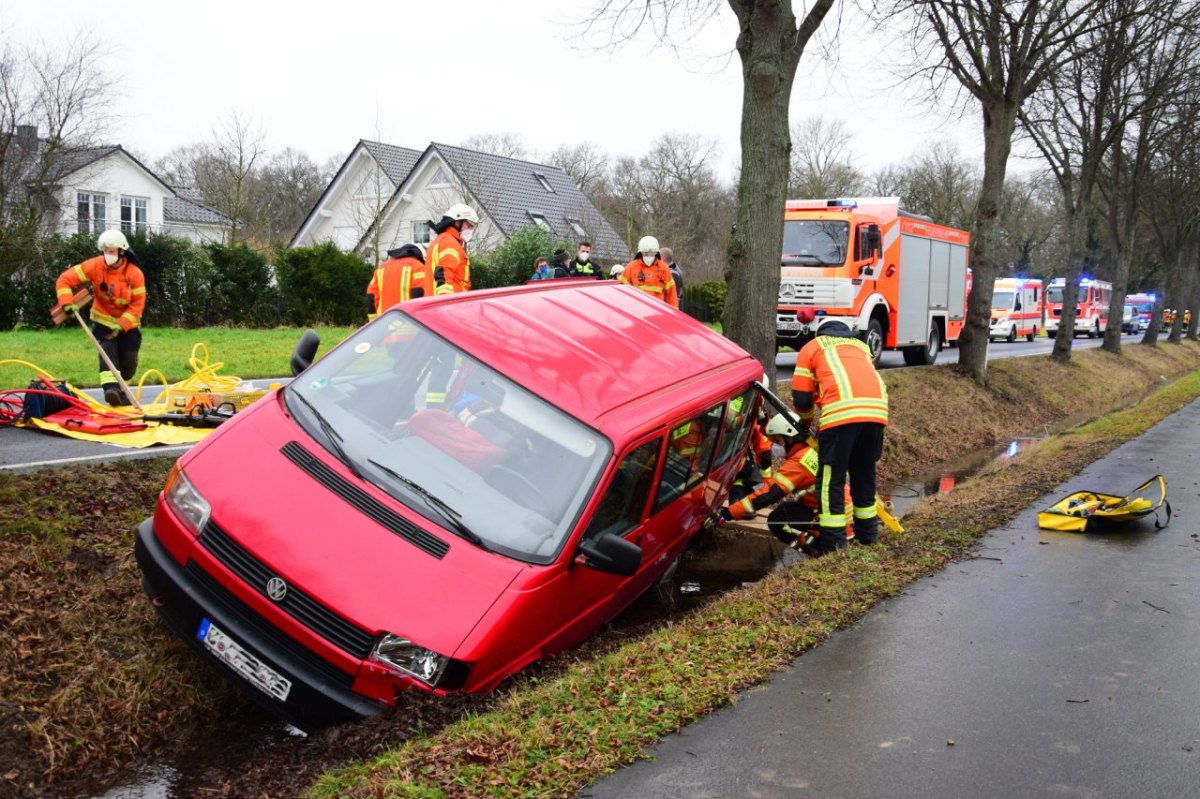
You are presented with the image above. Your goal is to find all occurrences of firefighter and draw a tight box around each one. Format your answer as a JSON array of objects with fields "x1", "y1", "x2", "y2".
[
  {"x1": 728, "y1": 411, "x2": 774, "y2": 504},
  {"x1": 619, "y1": 235, "x2": 678, "y2": 308},
  {"x1": 428, "y1": 203, "x2": 478, "y2": 296},
  {"x1": 54, "y1": 229, "x2": 146, "y2": 406},
  {"x1": 366, "y1": 243, "x2": 429, "y2": 319},
  {"x1": 791, "y1": 308, "x2": 888, "y2": 555},
  {"x1": 570, "y1": 241, "x2": 602, "y2": 279},
  {"x1": 718, "y1": 412, "x2": 852, "y2": 553}
]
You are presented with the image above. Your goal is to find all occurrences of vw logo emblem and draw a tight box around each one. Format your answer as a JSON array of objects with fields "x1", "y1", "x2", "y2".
[{"x1": 266, "y1": 577, "x2": 288, "y2": 602}]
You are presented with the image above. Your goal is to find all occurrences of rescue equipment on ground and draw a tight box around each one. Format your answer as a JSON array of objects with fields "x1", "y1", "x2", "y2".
[{"x1": 1037, "y1": 475, "x2": 1170, "y2": 532}]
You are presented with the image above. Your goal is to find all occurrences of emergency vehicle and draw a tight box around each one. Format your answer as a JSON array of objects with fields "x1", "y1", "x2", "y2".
[
  {"x1": 988, "y1": 277, "x2": 1043, "y2": 342},
  {"x1": 135, "y1": 281, "x2": 769, "y2": 729},
  {"x1": 776, "y1": 197, "x2": 970, "y2": 366},
  {"x1": 1123, "y1": 293, "x2": 1155, "y2": 334},
  {"x1": 1044, "y1": 278, "x2": 1111, "y2": 338}
]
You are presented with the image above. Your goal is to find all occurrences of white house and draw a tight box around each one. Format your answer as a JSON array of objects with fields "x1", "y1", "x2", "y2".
[
  {"x1": 290, "y1": 140, "x2": 627, "y2": 267},
  {"x1": 9, "y1": 125, "x2": 230, "y2": 245}
]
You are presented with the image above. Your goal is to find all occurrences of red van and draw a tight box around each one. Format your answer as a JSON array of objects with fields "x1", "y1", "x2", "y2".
[{"x1": 135, "y1": 281, "x2": 765, "y2": 729}]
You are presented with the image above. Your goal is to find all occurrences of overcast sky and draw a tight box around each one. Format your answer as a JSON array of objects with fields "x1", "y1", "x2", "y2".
[{"x1": 3, "y1": 0, "x2": 988, "y2": 182}]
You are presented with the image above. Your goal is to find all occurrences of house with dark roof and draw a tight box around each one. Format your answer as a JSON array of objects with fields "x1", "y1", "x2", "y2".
[
  {"x1": 5, "y1": 124, "x2": 230, "y2": 244},
  {"x1": 290, "y1": 140, "x2": 627, "y2": 268}
]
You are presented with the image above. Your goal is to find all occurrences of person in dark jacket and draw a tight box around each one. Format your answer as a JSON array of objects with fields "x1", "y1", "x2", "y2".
[
  {"x1": 549, "y1": 249, "x2": 572, "y2": 279},
  {"x1": 660, "y1": 246, "x2": 684, "y2": 296},
  {"x1": 569, "y1": 241, "x2": 603, "y2": 279}
]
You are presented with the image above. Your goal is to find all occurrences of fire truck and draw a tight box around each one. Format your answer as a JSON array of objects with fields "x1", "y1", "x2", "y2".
[
  {"x1": 1044, "y1": 278, "x2": 1111, "y2": 338},
  {"x1": 988, "y1": 277, "x2": 1043, "y2": 342},
  {"x1": 1123, "y1": 292, "x2": 1155, "y2": 334},
  {"x1": 776, "y1": 197, "x2": 971, "y2": 365}
]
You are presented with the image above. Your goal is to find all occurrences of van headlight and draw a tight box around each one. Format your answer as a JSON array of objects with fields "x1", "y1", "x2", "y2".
[
  {"x1": 370, "y1": 634, "x2": 449, "y2": 686},
  {"x1": 164, "y1": 465, "x2": 211, "y2": 537}
]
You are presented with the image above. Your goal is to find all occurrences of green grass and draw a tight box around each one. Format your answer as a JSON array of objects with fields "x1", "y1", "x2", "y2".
[{"x1": 0, "y1": 326, "x2": 356, "y2": 390}]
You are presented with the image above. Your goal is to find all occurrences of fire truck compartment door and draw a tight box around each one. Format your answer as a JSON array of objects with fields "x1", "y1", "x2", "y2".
[
  {"x1": 947, "y1": 245, "x2": 967, "y2": 319},
  {"x1": 897, "y1": 235, "x2": 932, "y2": 343}
]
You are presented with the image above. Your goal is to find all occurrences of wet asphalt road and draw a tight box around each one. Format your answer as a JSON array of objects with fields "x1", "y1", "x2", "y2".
[{"x1": 583, "y1": 398, "x2": 1200, "y2": 799}]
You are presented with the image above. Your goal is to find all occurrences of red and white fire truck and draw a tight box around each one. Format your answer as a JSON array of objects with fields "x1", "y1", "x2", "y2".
[
  {"x1": 776, "y1": 198, "x2": 971, "y2": 365},
  {"x1": 988, "y1": 278, "x2": 1044, "y2": 342},
  {"x1": 1044, "y1": 278, "x2": 1111, "y2": 338}
]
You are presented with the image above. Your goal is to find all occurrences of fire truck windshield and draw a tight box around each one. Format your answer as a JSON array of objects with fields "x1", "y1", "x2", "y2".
[
  {"x1": 1047, "y1": 286, "x2": 1064, "y2": 304},
  {"x1": 782, "y1": 220, "x2": 849, "y2": 266}
]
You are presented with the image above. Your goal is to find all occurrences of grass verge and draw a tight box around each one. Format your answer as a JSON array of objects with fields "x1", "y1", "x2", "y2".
[{"x1": 0, "y1": 326, "x2": 355, "y2": 390}]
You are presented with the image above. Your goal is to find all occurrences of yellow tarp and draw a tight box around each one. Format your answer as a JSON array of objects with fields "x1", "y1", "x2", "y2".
[{"x1": 25, "y1": 417, "x2": 213, "y2": 447}]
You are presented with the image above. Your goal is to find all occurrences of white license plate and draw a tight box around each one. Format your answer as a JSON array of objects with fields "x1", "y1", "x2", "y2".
[
  {"x1": 778, "y1": 321, "x2": 802, "y2": 331},
  {"x1": 198, "y1": 618, "x2": 292, "y2": 702}
]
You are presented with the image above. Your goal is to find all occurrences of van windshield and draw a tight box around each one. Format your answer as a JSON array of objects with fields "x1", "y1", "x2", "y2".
[
  {"x1": 285, "y1": 312, "x2": 612, "y2": 564},
  {"x1": 991, "y1": 291, "x2": 1015, "y2": 310},
  {"x1": 782, "y1": 220, "x2": 849, "y2": 266}
]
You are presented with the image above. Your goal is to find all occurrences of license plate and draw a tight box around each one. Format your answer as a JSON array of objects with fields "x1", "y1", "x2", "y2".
[
  {"x1": 777, "y1": 321, "x2": 802, "y2": 331},
  {"x1": 198, "y1": 618, "x2": 292, "y2": 702}
]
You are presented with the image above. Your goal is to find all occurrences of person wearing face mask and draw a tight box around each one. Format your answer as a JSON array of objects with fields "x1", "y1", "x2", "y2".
[
  {"x1": 619, "y1": 235, "x2": 678, "y2": 308},
  {"x1": 569, "y1": 241, "x2": 602, "y2": 279},
  {"x1": 54, "y1": 229, "x2": 146, "y2": 406},
  {"x1": 428, "y1": 203, "x2": 479, "y2": 296}
]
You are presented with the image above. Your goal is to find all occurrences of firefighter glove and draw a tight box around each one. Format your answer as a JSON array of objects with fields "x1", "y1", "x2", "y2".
[
  {"x1": 757, "y1": 449, "x2": 773, "y2": 469},
  {"x1": 62, "y1": 303, "x2": 78, "y2": 313}
]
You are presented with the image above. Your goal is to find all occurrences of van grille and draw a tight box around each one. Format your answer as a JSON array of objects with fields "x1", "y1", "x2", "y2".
[
  {"x1": 280, "y1": 441, "x2": 449, "y2": 559},
  {"x1": 200, "y1": 521, "x2": 376, "y2": 658},
  {"x1": 184, "y1": 559, "x2": 358, "y2": 687}
]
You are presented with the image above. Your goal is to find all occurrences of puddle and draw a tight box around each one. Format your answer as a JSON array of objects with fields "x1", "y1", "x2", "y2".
[{"x1": 881, "y1": 436, "x2": 1043, "y2": 516}]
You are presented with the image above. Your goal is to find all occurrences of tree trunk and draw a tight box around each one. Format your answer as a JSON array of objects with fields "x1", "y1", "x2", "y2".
[
  {"x1": 722, "y1": 0, "x2": 833, "y2": 379},
  {"x1": 958, "y1": 101, "x2": 1018, "y2": 384},
  {"x1": 1051, "y1": 209, "x2": 1086, "y2": 362},
  {"x1": 1168, "y1": 249, "x2": 1191, "y2": 343}
]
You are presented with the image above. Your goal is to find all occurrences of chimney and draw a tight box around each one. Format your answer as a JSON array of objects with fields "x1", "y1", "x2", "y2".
[{"x1": 15, "y1": 124, "x2": 37, "y2": 145}]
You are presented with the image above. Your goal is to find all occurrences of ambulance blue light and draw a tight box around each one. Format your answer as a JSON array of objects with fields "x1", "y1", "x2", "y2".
[{"x1": 828, "y1": 198, "x2": 857, "y2": 207}]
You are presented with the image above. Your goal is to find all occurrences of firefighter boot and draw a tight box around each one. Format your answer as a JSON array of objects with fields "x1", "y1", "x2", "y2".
[
  {"x1": 103, "y1": 383, "x2": 123, "y2": 407},
  {"x1": 809, "y1": 525, "x2": 849, "y2": 557}
]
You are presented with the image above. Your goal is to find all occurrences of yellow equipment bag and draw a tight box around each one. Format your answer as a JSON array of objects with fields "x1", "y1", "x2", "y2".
[{"x1": 1037, "y1": 475, "x2": 1170, "y2": 533}]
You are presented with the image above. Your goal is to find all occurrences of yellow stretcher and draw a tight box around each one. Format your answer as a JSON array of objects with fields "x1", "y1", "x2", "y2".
[{"x1": 1038, "y1": 475, "x2": 1170, "y2": 533}]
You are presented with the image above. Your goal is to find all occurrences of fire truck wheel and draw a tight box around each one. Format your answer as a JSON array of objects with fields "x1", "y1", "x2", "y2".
[
  {"x1": 863, "y1": 318, "x2": 885, "y2": 364},
  {"x1": 1006, "y1": 326, "x2": 1017, "y2": 343}
]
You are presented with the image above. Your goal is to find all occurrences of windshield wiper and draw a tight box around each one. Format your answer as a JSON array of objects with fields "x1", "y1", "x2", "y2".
[
  {"x1": 286, "y1": 388, "x2": 363, "y2": 479},
  {"x1": 366, "y1": 459, "x2": 489, "y2": 551}
]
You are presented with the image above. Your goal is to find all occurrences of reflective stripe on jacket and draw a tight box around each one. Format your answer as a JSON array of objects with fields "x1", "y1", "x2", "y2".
[
  {"x1": 428, "y1": 228, "x2": 470, "y2": 295},
  {"x1": 792, "y1": 334, "x2": 889, "y2": 430},
  {"x1": 619, "y1": 257, "x2": 678, "y2": 308},
  {"x1": 55, "y1": 255, "x2": 146, "y2": 331},
  {"x1": 367, "y1": 256, "x2": 431, "y2": 313},
  {"x1": 728, "y1": 441, "x2": 850, "y2": 519}
]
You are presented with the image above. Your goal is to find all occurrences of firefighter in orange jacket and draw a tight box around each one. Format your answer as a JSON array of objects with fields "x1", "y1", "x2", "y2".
[
  {"x1": 54, "y1": 230, "x2": 146, "y2": 406},
  {"x1": 719, "y1": 413, "x2": 852, "y2": 553},
  {"x1": 366, "y1": 243, "x2": 430, "y2": 319},
  {"x1": 791, "y1": 309, "x2": 888, "y2": 555},
  {"x1": 620, "y1": 235, "x2": 678, "y2": 308},
  {"x1": 428, "y1": 203, "x2": 478, "y2": 296}
]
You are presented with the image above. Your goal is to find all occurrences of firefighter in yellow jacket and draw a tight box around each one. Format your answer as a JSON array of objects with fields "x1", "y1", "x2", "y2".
[
  {"x1": 791, "y1": 309, "x2": 888, "y2": 555},
  {"x1": 55, "y1": 230, "x2": 146, "y2": 406}
]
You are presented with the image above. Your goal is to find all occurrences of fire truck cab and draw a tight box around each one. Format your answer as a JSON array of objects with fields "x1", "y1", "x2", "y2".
[
  {"x1": 1045, "y1": 278, "x2": 1111, "y2": 338},
  {"x1": 776, "y1": 197, "x2": 971, "y2": 366},
  {"x1": 988, "y1": 277, "x2": 1043, "y2": 342}
]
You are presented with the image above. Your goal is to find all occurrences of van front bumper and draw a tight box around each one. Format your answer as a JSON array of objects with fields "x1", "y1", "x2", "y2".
[{"x1": 134, "y1": 517, "x2": 387, "y2": 730}]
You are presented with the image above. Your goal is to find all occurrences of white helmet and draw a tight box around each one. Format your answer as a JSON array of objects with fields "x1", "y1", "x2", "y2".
[
  {"x1": 444, "y1": 203, "x2": 479, "y2": 224},
  {"x1": 637, "y1": 235, "x2": 659, "y2": 255},
  {"x1": 610, "y1": 264, "x2": 625, "y2": 277},
  {"x1": 764, "y1": 412, "x2": 801, "y2": 438},
  {"x1": 97, "y1": 230, "x2": 130, "y2": 251}
]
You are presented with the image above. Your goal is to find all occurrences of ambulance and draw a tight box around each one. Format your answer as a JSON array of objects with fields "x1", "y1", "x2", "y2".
[
  {"x1": 1044, "y1": 278, "x2": 1111, "y2": 338},
  {"x1": 1123, "y1": 292, "x2": 1155, "y2": 334},
  {"x1": 776, "y1": 197, "x2": 970, "y2": 366},
  {"x1": 988, "y1": 278, "x2": 1043, "y2": 342}
]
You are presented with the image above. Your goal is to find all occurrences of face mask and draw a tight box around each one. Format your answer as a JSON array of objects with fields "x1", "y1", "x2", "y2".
[
  {"x1": 460, "y1": 226, "x2": 475, "y2": 243},
  {"x1": 577, "y1": 252, "x2": 589, "y2": 263},
  {"x1": 103, "y1": 252, "x2": 119, "y2": 266},
  {"x1": 642, "y1": 254, "x2": 655, "y2": 266}
]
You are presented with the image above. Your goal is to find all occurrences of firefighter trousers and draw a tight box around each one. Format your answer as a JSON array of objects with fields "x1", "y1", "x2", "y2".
[
  {"x1": 93, "y1": 323, "x2": 141, "y2": 386},
  {"x1": 814, "y1": 421, "x2": 885, "y2": 550}
]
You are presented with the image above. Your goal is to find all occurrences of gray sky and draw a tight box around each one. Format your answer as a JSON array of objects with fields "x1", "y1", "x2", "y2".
[{"x1": 3, "y1": 0, "x2": 985, "y2": 181}]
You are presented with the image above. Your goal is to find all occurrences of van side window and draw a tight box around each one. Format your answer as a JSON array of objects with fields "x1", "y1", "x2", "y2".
[
  {"x1": 580, "y1": 439, "x2": 661, "y2": 542},
  {"x1": 712, "y1": 389, "x2": 756, "y2": 469},
  {"x1": 654, "y1": 405, "x2": 724, "y2": 511}
]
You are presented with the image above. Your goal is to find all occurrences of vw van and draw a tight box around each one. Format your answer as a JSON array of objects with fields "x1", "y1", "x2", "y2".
[{"x1": 135, "y1": 281, "x2": 765, "y2": 729}]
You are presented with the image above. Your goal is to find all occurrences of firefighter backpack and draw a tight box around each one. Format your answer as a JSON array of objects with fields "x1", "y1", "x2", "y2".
[{"x1": 1037, "y1": 475, "x2": 1170, "y2": 533}]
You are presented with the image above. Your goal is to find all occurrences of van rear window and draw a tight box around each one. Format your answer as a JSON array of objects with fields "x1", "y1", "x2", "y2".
[{"x1": 285, "y1": 312, "x2": 612, "y2": 564}]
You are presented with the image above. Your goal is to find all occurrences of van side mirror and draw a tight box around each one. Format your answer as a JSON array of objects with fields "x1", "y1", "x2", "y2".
[
  {"x1": 290, "y1": 329, "x2": 320, "y2": 376},
  {"x1": 577, "y1": 533, "x2": 642, "y2": 577}
]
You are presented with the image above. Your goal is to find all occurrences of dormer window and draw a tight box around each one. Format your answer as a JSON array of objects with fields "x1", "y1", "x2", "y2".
[
  {"x1": 567, "y1": 218, "x2": 587, "y2": 237},
  {"x1": 534, "y1": 173, "x2": 554, "y2": 193},
  {"x1": 529, "y1": 213, "x2": 551, "y2": 232}
]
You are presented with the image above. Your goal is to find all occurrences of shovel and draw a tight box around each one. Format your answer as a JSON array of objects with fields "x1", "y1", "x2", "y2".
[{"x1": 49, "y1": 288, "x2": 144, "y2": 412}]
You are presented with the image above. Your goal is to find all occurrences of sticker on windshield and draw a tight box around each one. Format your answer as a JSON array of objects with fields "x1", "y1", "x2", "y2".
[
  {"x1": 354, "y1": 342, "x2": 371, "y2": 354},
  {"x1": 310, "y1": 377, "x2": 328, "y2": 390}
]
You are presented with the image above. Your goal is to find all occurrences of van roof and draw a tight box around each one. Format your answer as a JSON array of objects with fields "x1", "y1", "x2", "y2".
[{"x1": 407, "y1": 281, "x2": 761, "y2": 435}]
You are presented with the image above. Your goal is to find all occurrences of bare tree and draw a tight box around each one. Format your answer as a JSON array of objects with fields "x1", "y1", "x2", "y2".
[
  {"x1": 548, "y1": 141, "x2": 610, "y2": 199},
  {"x1": 586, "y1": 0, "x2": 836, "y2": 373},
  {"x1": 888, "y1": 0, "x2": 1106, "y2": 384},
  {"x1": 460, "y1": 132, "x2": 531, "y2": 160},
  {"x1": 900, "y1": 140, "x2": 979, "y2": 232},
  {"x1": 246, "y1": 147, "x2": 327, "y2": 248},
  {"x1": 194, "y1": 109, "x2": 267, "y2": 245},
  {"x1": 788, "y1": 117, "x2": 864, "y2": 198}
]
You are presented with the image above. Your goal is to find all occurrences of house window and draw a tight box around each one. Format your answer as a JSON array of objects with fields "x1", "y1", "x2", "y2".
[
  {"x1": 120, "y1": 196, "x2": 148, "y2": 235},
  {"x1": 355, "y1": 171, "x2": 388, "y2": 199},
  {"x1": 567, "y1": 218, "x2": 587, "y2": 237},
  {"x1": 411, "y1": 222, "x2": 432, "y2": 244},
  {"x1": 529, "y1": 213, "x2": 551, "y2": 233},
  {"x1": 77, "y1": 192, "x2": 106, "y2": 233},
  {"x1": 534, "y1": 172, "x2": 555, "y2": 193},
  {"x1": 428, "y1": 167, "x2": 450, "y2": 188}
]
